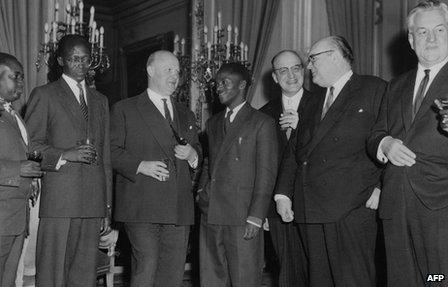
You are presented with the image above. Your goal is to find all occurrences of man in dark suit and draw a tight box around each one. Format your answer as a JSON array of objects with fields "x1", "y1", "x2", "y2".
[
  {"x1": 0, "y1": 53, "x2": 42, "y2": 287},
  {"x1": 276, "y1": 36, "x2": 386, "y2": 287},
  {"x1": 25, "y1": 35, "x2": 112, "y2": 287},
  {"x1": 198, "y1": 63, "x2": 278, "y2": 287},
  {"x1": 259, "y1": 50, "x2": 308, "y2": 287},
  {"x1": 111, "y1": 50, "x2": 201, "y2": 287},
  {"x1": 368, "y1": 1, "x2": 448, "y2": 286}
]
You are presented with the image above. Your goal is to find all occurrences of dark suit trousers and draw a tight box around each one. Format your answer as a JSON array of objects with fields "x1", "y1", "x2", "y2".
[
  {"x1": 298, "y1": 205, "x2": 377, "y2": 287},
  {"x1": 36, "y1": 217, "x2": 101, "y2": 287},
  {"x1": 0, "y1": 233, "x2": 25, "y2": 287},
  {"x1": 383, "y1": 188, "x2": 448, "y2": 287},
  {"x1": 200, "y1": 218, "x2": 264, "y2": 287},
  {"x1": 124, "y1": 223, "x2": 190, "y2": 287},
  {"x1": 269, "y1": 217, "x2": 307, "y2": 287}
]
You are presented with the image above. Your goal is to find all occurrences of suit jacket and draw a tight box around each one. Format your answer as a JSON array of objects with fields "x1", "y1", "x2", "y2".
[
  {"x1": 368, "y1": 63, "x2": 448, "y2": 218},
  {"x1": 259, "y1": 90, "x2": 311, "y2": 218},
  {"x1": 110, "y1": 91, "x2": 201, "y2": 225},
  {"x1": 0, "y1": 109, "x2": 32, "y2": 235},
  {"x1": 198, "y1": 103, "x2": 279, "y2": 225},
  {"x1": 25, "y1": 78, "x2": 112, "y2": 218},
  {"x1": 276, "y1": 74, "x2": 386, "y2": 223}
]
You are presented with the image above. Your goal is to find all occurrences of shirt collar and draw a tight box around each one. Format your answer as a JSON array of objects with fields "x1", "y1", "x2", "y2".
[
  {"x1": 62, "y1": 74, "x2": 86, "y2": 90},
  {"x1": 226, "y1": 101, "x2": 246, "y2": 116},
  {"x1": 282, "y1": 88, "x2": 303, "y2": 110},
  {"x1": 417, "y1": 56, "x2": 448, "y2": 78},
  {"x1": 331, "y1": 70, "x2": 353, "y2": 97},
  {"x1": 147, "y1": 88, "x2": 171, "y2": 102}
]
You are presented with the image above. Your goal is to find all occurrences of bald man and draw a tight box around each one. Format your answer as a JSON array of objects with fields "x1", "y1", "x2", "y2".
[{"x1": 111, "y1": 50, "x2": 201, "y2": 287}]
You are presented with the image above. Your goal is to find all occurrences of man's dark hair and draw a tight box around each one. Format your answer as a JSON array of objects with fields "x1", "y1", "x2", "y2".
[
  {"x1": 0, "y1": 52, "x2": 21, "y2": 69},
  {"x1": 56, "y1": 34, "x2": 91, "y2": 58},
  {"x1": 217, "y1": 62, "x2": 252, "y2": 88},
  {"x1": 271, "y1": 50, "x2": 302, "y2": 69},
  {"x1": 328, "y1": 35, "x2": 354, "y2": 65}
]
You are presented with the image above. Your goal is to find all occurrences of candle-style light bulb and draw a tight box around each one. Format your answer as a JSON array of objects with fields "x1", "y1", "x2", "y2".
[
  {"x1": 66, "y1": 4, "x2": 71, "y2": 25},
  {"x1": 204, "y1": 26, "x2": 208, "y2": 43},
  {"x1": 227, "y1": 25, "x2": 232, "y2": 44},
  {"x1": 89, "y1": 6, "x2": 95, "y2": 27},
  {"x1": 91, "y1": 21, "x2": 97, "y2": 42},
  {"x1": 44, "y1": 22, "x2": 50, "y2": 44},
  {"x1": 55, "y1": 2, "x2": 59, "y2": 22},
  {"x1": 234, "y1": 26, "x2": 239, "y2": 44},
  {"x1": 244, "y1": 44, "x2": 248, "y2": 62},
  {"x1": 94, "y1": 29, "x2": 99, "y2": 44},
  {"x1": 71, "y1": 18, "x2": 76, "y2": 34},
  {"x1": 213, "y1": 25, "x2": 218, "y2": 44},
  {"x1": 240, "y1": 41, "x2": 244, "y2": 61},
  {"x1": 99, "y1": 26, "x2": 104, "y2": 48},
  {"x1": 217, "y1": 11, "x2": 222, "y2": 28},
  {"x1": 79, "y1": 2, "x2": 84, "y2": 24},
  {"x1": 52, "y1": 21, "x2": 58, "y2": 42}
]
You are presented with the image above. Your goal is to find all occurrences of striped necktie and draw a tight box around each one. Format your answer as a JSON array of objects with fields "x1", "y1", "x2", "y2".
[
  {"x1": 412, "y1": 69, "x2": 430, "y2": 120},
  {"x1": 77, "y1": 83, "x2": 88, "y2": 121},
  {"x1": 321, "y1": 86, "x2": 334, "y2": 120}
]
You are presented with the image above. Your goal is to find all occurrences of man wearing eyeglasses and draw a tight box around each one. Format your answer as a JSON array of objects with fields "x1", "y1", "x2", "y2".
[
  {"x1": 0, "y1": 53, "x2": 42, "y2": 287},
  {"x1": 25, "y1": 35, "x2": 112, "y2": 287},
  {"x1": 259, "y1": 50, "x2": 309, "y2": 287},
  {"x1": 275, "y1": 36, "x2": 386, "y2": 286}
]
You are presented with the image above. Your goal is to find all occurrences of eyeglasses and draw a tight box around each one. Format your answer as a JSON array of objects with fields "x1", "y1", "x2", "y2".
[
  {"x1": 66, "y1": 56, "x2": 92, "y2": 65},
  {"x1": 308, "y1": 50, "x2": 334, "y2": 64},
  {"x1": 7, "y1": 72, "x2": 25, "y2": 82},
  {"x1": 274, "y1": 64, "x2": 303, "y2": 76}
]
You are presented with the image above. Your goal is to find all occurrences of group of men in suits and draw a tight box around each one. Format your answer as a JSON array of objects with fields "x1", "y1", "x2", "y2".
[{"x1": 2, "y1": 0, "x2": 448, "y2": 286}]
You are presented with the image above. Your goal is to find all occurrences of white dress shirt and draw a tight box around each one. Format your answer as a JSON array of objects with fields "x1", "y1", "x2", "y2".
[
  {"x1": 62, "y1": 74, "x2": 88, "y2": 104},
  {"x1": 224, "y1": 101, "x2": 246, "y2": 122},
  {"x1": 323, "y1": 70, "x2": 353, "y2": 110},
  {"x1": 282, "y1": 89, "x2": 303, "y2": 112},
  {"x1": 376, "y1": 57, "x2": 448, "y2": 163}
]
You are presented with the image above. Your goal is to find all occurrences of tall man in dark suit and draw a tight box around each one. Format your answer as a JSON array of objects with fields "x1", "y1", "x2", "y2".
[
  {"x1": 111, "y1": 50, "x2": 201, "y2": 287},
  {"x1": 25, "y1": 35, "x2": 112, "y2": 287},
  {"x1": 275, "y1": 36, "x2": 386, "y2": 287},
  {"x1": 198, "y1": 63, "x2": 278, "y2": 287},
  {"x1": 0, "y1": 53, "x2": 42, "y2": 287},
  {"x1": 368, "y1": 1, "x2": 448, "y2": 285},
  {"x1": 259, "y1": 50, "x2": 308, "y2": 287}
]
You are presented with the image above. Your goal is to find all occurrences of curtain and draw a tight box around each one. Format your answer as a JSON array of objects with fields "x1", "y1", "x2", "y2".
[
  {"x1": 204, "y1": 0, "x2": 280, "y2": 104},
  {"x1": 326, "y1": 0, "x2": 375, "y2": 75}
]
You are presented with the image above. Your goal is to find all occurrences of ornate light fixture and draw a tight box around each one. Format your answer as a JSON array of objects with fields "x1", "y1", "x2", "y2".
[{"x1": 35, "y1": 1, "x2": 110, "y2": 83}]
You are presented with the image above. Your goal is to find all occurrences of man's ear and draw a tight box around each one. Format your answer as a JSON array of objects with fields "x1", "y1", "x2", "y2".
[
  {"x1": 239, "y1": 80, "x2": 247, "y2": 90},
  {"x1": 146, "y1": 65, "x2": 153, "y2": 78},
  {"x1": 57, "y1": 56, "x2": 64, "y2": 67},
  {"x1": 408, "y1": 32, "x2": 415, "y2": 51},
  {"x1": 272, "y1": 72, "x2": 279, "y2": 84}
]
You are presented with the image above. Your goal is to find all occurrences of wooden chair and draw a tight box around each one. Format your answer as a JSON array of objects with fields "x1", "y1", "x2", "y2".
[{"x1": 97, "y1": 229, "x2": 122, "y2": 287}]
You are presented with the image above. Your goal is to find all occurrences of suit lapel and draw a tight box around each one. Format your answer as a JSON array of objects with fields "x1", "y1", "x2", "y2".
[
  {"x1": 0, "y1": 111, "x2": 28, "y2": 151},
  {"x1": 136, "y1": 92, "x2": 174, "y2": 158},
  {"x1": 306, "y1": 75, "x2": 359, "y2": 156},
  {"x1": 412, "y1": 63, "x2": 448, "y2": 125},
  {"x1": 212, "y1": 104, "x2": 252, "y2": 174},
  {"x1": 55, "y1": 79, "x2": 87, "y2": 132},
  {"x1": 401, "y1": 69, "x2": 416, "y2": 132}
]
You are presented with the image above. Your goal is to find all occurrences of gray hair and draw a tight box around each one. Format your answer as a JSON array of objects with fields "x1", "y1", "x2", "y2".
[{"x1": 407, "y1": 0, "x2": 448, "y2": 31}]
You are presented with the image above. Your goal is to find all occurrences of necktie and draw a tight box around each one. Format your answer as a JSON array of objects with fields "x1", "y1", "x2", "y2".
[
  {"x1": 321, "y1": 86, "x2": 335, "y2": 119},
  {"x1": 162, "y1": 98, "x2": 173, "y2": 124},
  {"x1": 77, "y1": 83, "x2": 88, "y2": 121},
  {"x1": 413, "y1": 69, "x2": 430, "y2": 120},
  {"x1": 224, "y1": 109, "x2": 233, "y2": 133}
]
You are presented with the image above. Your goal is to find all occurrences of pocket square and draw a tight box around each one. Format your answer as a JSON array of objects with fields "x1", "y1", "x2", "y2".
[
  {"x1": 189, "y1": 125, "x2": 193, "y2": 130},
  {"x1": 358, "y1": 108, "x2": 364, "y2": 113}
]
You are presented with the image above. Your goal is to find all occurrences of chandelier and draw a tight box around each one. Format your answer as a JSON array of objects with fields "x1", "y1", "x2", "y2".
[{"x1": 35, "y1": 1, "x2": 110, "y2": 83}]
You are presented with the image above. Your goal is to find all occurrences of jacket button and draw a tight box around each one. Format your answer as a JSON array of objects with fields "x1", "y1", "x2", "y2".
[
  {"x1": 235, "y1": 157, "x2": 239, "y2": 161},
  {"x1": 303, "y1": 161, "x2": 307, "y2": 166},
  {"x1": 322, "y1": 158, "x2": 326, "y2": 163},
  {"x1": 333, "y1": 137, "x2": 339, "y2": 142}
]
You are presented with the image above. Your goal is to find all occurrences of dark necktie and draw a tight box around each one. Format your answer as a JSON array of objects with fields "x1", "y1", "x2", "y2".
[
  {"x1": 224, "y1": 109, "x2": 233, "y2": 133},
  {"x1": 413, "y1": 69, "x2": 430, "y2": 120},
  {"x1": 77, "y1": 83, "x2": 88, "y2": 121},
  {"x1": 162, "y1": 98, "x2": 173, "y2": 124},
  {"x1": 321, "y1": 86, "x2": 334, "y2": 120}
]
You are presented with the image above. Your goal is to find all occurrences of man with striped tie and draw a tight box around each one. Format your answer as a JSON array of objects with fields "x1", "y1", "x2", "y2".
[{"x1": 25, "y1": 35, "x2": 112, "y2": 287}]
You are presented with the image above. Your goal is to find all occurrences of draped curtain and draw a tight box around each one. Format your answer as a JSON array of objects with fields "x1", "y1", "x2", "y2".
[
  {"x1": 326, "y1": 0, "x2": 375, "y2": 75},
  {"x1": 0, "y1": 0, "x2": 69, "y2": 110},
  {"x1": 204, "y1": 0, "x2": 280, "y2": 103}
]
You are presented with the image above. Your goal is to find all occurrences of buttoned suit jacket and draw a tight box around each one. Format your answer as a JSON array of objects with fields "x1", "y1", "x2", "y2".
[
  {"x1": 110, "y1": 91, "x2": 201, "y2": 225},
  {"x1": 0, "y1": 110, "x2": 32, "y2": 235},
  {"x1": 368, "y1": 63, "x2": 448, "y2": 219},
  {"x1": 198, "y1": 103, "x2": 279, "y2": 225},
  {"x1": 276, "y1": 74, "x2": 386, "y2": 223},
  {"x1": 259, "y1": 90, "x2": 311, "y2": 218},
  {"x1": 25, "y1": 78, "x2": 112, "y2": 218}
]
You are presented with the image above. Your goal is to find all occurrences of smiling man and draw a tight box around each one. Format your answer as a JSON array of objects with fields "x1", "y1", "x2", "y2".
[
  {"x1": 111, "y1": 50, "x2": 201, "y2": 287},
  {"x1": 259, "y1": 50, "x2": 309, "y2": 287},
  {"x1": 0, "y1": 53, "x2": 42, "y2": 287},
  {"x1": 275, "y1": 36, "x2": 386, "y2": 287},
  {"x1": 368, "y1": 1, "x2": 448, "y2": 286},
  {"x1": 25, "y1": 35, "x2": 112, "y2": 287},
  {"x1": 197, "y1": 63, "x2": 278, "y2": 287}
]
